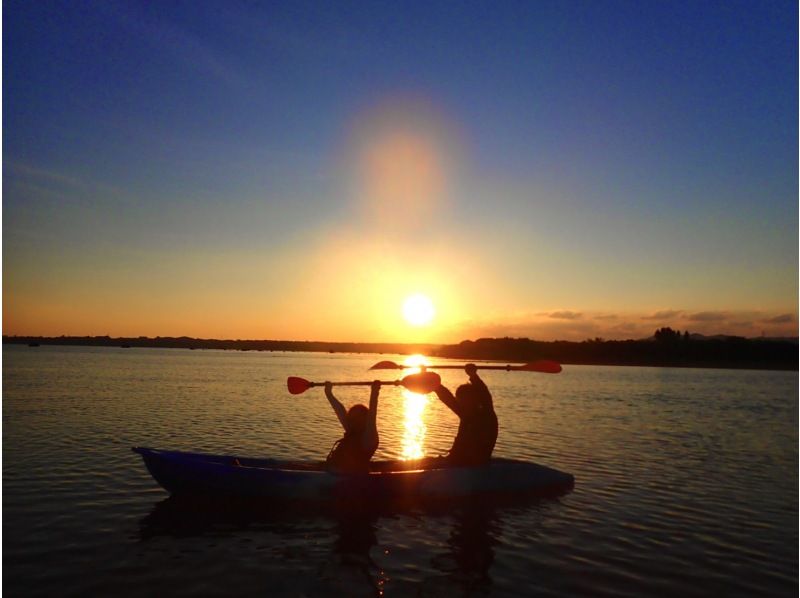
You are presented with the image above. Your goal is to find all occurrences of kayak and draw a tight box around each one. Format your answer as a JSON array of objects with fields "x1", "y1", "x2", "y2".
[{"x1": 132, "y1": 447, "x2": 574, "y2": 502}]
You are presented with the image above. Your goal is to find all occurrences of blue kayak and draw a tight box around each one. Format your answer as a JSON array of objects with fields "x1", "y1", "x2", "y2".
[{"x1": 132, "y1": 447, "x2": 574, "y2": 502}]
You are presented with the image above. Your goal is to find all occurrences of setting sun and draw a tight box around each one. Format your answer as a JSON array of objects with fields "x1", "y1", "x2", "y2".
[{"x1": 402, "y1": 294, "x2": 435, "y2": 327}]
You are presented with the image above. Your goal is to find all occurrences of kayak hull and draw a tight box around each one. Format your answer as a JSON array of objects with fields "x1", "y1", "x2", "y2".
[{"x1": 132, "y1": 447, "x2": 574, "y2": 502}]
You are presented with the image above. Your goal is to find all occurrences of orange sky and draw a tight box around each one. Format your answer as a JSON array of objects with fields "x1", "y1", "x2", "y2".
[{"x1": 4, "y1": 8, "x2": 797, "y2": 343}]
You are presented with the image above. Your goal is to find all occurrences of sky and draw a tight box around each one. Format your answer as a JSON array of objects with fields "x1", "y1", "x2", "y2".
[{"x1": 3, "y1": 0, "x2": 798, "y2": 343}]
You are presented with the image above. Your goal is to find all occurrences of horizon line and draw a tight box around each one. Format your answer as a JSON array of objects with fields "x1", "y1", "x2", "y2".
[{"x1": 4, "y1": 332, "x2": 798, "y2": 345}]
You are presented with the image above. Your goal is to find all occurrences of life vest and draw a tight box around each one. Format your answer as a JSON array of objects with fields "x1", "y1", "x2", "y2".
[
  {"x1": 447, "y1": 407, "x2": 498, "y2": 466},
  {"x1": 326, "y1": 431, "x2": 375, "y2": 473}
]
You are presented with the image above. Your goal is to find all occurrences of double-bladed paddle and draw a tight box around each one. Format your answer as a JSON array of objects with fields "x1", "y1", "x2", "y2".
[
  {"x1": 287, "y1": 371, "x2": 442, "y2": 395},
  {"x1": 368, "y1": 359, "x2": 562, "y2": 374}
]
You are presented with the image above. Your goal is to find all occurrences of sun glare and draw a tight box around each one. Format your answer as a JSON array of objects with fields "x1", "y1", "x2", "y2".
[
  {"x1": 402, "y1": 294, "x2": 435, "y2": 326},
  {"x1": 403, "y1": 354, "x2": 429, "y2": 368},
  {"x1": 344, "y1": 98, "x2": 460, "y2": 231}
]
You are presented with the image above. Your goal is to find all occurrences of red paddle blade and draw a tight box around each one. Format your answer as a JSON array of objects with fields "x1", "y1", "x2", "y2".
[
  {"x1": 369, "y1": 360, "x2": 402, "y2": 370},
  {"x1": 519, "y1": 360, "x2": 562, "y2": 374},
  {"x1": 287, "y1": 376, "x2": 312, "y2": 394},
  {"x1": 400, "y1": 371, "x2": 441, "y2": 394}
]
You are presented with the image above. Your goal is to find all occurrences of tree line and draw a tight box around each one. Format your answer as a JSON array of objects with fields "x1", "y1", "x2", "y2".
[
  {"x1": 4, "y1": 330, "x2": 796, "y2": 370},
  {"x1": 432, "y1": 331, "x2": 797, "y2": 370}
]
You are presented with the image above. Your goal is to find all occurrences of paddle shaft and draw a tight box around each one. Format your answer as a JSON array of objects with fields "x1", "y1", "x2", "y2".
[
  {"x1": 305, "y1": 380, "x2": 401, "y2": 389},
  {"x1": 413, "y1": 364, "x2": 519, "y2": 371},
  {"x1": 289, "y1": 371, "x2": 442, "y2": 395},
  {"x1": 369, "y1": 359, "x2": 561, "y2": 373},
  {"x1": 377, "y1": 364, "x2": 533, "y2": 371}
]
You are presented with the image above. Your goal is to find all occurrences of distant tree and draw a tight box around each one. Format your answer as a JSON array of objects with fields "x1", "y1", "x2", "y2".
[{"x1": 654, "y1": 327, "x2": 681, "y2": 343}]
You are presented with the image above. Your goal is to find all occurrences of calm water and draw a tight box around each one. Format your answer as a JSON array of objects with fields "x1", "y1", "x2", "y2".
[{"x1": 3, "y1": 345, "x2": 797, "y2": 596}]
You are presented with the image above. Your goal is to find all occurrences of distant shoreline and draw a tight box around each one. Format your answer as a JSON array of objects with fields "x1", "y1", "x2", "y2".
[
  {"x1": 1, "y1": 335, "x2": 438, "y2": 356},
  {"x1": 4, "y1": 335, "x2": 797, "y2": 371}
]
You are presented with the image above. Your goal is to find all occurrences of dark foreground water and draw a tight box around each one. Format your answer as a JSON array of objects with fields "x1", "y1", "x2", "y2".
[{"x1": 3, "y1": 345, "x2": 798, "y2": 596}]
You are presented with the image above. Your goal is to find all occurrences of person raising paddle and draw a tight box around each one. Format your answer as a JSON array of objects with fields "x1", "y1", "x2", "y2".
[
  {"x1": 324, "y1": 380, "x2": 380, "y2": 473},
  {"x1": 434, "y1": 363, "x2": 498, "y2": 466}
]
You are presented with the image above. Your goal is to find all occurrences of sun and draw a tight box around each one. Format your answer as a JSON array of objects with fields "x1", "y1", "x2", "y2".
[{"x1": 402, "y1": 294, "x2": 435, "y2": 326}]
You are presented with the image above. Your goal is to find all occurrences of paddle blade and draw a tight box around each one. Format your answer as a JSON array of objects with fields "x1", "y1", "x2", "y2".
[
  {"x1": 400, "y1": 371, "x2": 441, "y2": 394},
  {"x1": 287, "y1": 376, "x2": 312, "y2": 394},
  {"x1": 369, "y1": 360, "x2": 402, "y2": 370},
  {"x1": 519, "y1": 360, "x2": 562, "y2": 374}
]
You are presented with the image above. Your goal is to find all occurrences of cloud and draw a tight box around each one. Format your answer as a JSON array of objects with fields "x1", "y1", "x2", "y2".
[
  {"x1": 7, "y1": 161, "x2": 132, "y2": 196},
  {"x1": 762, "y1": 314, "x2": 794, "y2": 324},
  {"x1": 447, "y1": 307, "x2": 798, "y2": 343},
  {"x1": 99, "y1": 2, "x2": 247, "y2": 89},
  {"x1": 547, "y1": 310, "x2": 583, "y2": 320},
  {"x1": 5, "y1": 161, "x2": 131, "y2": 204},
  {"x1": 641, "y1": 309, "x2": 683, "y2": 320},
  {"x1": 6, "y1": 162, "x2": 86, "y2": 188},
  {"x1": 687, "y1": 311, "x2": 728, "y2": 322}
]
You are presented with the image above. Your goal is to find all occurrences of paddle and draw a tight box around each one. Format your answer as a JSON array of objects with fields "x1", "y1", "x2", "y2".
[
  {"x1": 287, "y1": 371, "x2": 442, "y2": 395},
  {"x1": 368, "y1": 359, "x2": 562, "y2": 374}
]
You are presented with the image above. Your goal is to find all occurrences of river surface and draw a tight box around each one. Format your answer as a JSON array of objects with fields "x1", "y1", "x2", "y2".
[{"x1": 3, "y1": 345, "x2": 797, "y2": 596}]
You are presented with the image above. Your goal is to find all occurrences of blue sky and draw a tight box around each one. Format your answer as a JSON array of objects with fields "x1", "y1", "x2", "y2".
[{"x1": 4, "y1": 0, "x2": 798, "y2": 341}]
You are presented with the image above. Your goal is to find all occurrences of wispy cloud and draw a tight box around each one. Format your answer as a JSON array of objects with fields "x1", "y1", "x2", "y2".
[
  {"x1": 762, "y1": 314, "x2": 794, "y2": 324},
  {"x1": 547, "y1": 310, "x2": 583, "y2": 320},
  {"x1": 642, "y1": 309, "x2": 683, "y2": 320},
  {"x1": 98, "y1": 2, "x2": 248, "y2": 89},
  {"x1": 6, "y1": 161, "x2": 127, "y2": 198},
  {"x1": 6, "y1": 162, "x2": 86, "y2": 188},
  {"x1": 687, "y1": 311, "x2": 729, "y2": 322},
  {"x1": 448, "y1": 308, "x2": 797, "y2": 342}
]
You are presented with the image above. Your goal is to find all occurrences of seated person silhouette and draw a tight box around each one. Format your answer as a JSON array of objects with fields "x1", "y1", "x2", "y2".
[
  {"x1": 434, "y1": 363, "x2": 498, "y2": 466},
  {"x1": 324, "y1": 380, "x2": 380, "y2": 473}
]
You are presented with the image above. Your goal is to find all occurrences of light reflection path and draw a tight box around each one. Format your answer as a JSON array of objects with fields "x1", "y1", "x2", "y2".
[
  {"x1": 401, "y1": 390, "x2": 428, "y2": 460},
  {"x1": 401, "y1": 354, "x2": 430, "y2": 460}
]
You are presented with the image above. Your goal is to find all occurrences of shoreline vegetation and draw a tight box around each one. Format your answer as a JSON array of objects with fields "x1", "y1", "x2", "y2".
[{"x1": 3, "y1": 330, "x2": 797, "y2": 371}]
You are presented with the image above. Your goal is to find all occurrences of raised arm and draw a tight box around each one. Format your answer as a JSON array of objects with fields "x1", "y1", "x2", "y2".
[
  {"x1": 324, "y1": 382, "x2": 349, "y2": 431},
  {"x1": 435, "y1": 383, "x2": 462, "y2": 416},
  {"x1": 465, "y1": 363, "x2": 493, "y2": 409},
  {"x1": 367, "y1": 380, "x2": 380, "y2": 429}
]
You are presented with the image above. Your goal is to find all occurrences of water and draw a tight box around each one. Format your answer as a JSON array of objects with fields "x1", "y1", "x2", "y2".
[{"x1": 3, "y1": 345, "x2": 797, "y2": 596}]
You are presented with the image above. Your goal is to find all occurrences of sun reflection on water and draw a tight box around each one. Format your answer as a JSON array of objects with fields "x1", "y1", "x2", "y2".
[
  {"x1": 400, "y1": 354, "x2": 430, "y2": 459},
  {"x1": 401, "y1": 389, "x2": 428, "y2": 460}
]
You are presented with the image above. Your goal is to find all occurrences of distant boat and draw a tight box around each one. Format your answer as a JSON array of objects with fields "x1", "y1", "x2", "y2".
[
  {"x1": 28, "y1": 342, "x2": 40, "y2": 347},
  {"x1": 121, "y1": 344, "x2": 131, "y2": 349}
]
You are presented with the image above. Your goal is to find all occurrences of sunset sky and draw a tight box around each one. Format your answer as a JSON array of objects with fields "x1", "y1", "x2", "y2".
[{"x1": 4, "y1": 1, "x2": 798, "y2": 342}]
